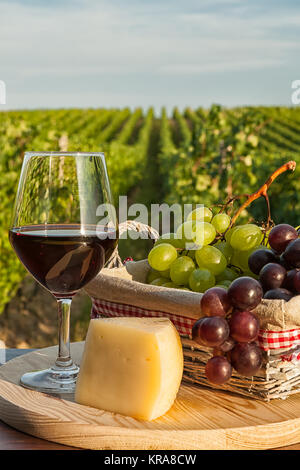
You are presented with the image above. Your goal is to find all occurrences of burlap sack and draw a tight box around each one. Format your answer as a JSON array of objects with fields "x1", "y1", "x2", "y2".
[
  {"x1": 85, "y1": 259, "x2": 202, "y2": 320},
  {"x1": 84, "y1": 258, "x2": 300, "y2": 331}
]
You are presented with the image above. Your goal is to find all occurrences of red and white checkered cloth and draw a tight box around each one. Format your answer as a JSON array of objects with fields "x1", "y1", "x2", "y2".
[
  {"x1": 258, "y1": 329, "x2": 300, "y2": 351},
  {"x1": 91, "y1": 298, "x2": 193, "y2": 337},
  {"x1": 91, "y1": 298, "x2": 300, "y2": 360},
  {"x1": 279, "y1": 350, "x2": 300, "y2": 362}
]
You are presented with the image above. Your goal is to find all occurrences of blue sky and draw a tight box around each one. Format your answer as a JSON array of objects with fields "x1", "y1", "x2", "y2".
[{"x1": 0, "y1": 0, "x2": 300, "y2": 111}]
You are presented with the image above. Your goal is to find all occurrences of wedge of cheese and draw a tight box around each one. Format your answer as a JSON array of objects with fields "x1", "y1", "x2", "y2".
[{"x1": 75, "y1": 317, "x2": 183, "y2": 420}]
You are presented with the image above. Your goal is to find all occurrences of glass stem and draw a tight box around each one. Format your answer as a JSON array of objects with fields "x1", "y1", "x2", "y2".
[{"x1": 55, "y1": 298, "x2": 74, "y2": 369}]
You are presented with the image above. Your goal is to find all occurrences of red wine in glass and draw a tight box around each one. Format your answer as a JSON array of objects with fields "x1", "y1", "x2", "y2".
[
  {"x1": 9, "y1": 152, "x2": 118, "y2": 394},
  {"x1": 9, "y1": 224, "x2": 117, "y2": 297}
]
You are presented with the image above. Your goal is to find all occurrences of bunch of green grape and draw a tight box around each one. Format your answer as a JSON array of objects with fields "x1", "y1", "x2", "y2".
[{"x1": 146, "y1": 206, "x2": 266, "y2": 293}]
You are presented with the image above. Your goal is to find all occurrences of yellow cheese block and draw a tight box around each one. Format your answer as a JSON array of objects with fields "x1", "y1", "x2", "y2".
[{"x1": 75, "y1": 317, "x2": 183, "y2": 420}]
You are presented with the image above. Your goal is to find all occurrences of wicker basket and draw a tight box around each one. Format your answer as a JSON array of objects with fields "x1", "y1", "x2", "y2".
[{"x1": 85, "y1": 221, "x2": 300, "y2": 401}]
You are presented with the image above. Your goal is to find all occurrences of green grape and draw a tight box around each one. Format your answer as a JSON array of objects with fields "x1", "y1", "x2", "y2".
[
  {"x1": 216, "y1": 267, "x2": 239, "y2": 283},
  {"x1": 162, "y1": 281, "x2": 178, "y2": 288},
  {"x1": 159, "y1": 268, "x2": 170, "y2": 279},
  {"x1": 187, "y1": 207, "x2": 213, "y2": 223},
  {"x1": 201, "y1": 222, "x2": 217, "y2": 245},
  {"x1": 176, "y1": 221, "x2": 202, "y2": 248},
  {"x1": 169, "y1": 256, "x2": 195, "y2": 285},
  {"x1": 195, "y1": 245, "x2": 227, "y2": 275},
  {"x1": 219, "y1": 279, "x2": 231, "y2": 288},
  {"x1": 150, "y1": 278, "x2": 167, "y2": 286},
  {"x1": 230, "y1": 254, "x2": 242, "y2": 270},
  {"x1": 147, "y1": 269, "x2": 160, "y2": 284},
  {"x1": 242, "y1": 270, "x2": 259, "y2": 280},
  {"x1": 180, "y1": 250, "x2": 189, "y2": 256},
  {"x1": 148, "y1": 243, "x2": 178, "y2": 271},
  {"x1": 211, "y1": 213, "x2": 231, "y2": 233},
  {"x1": 231, "y1": 244, "x2": 265, "y2": 272},
  {"x1": 154, "y1": 233, "x2": 185, "y2": 249},
  {"x1": 187, "y1": 250, "x2": 196, "y2": 260},
  {"x1": 176, "y1": 221, "x2": 216, "y2": 248},
  {"x1": 215, "y1": 284, "x2": 229, "y2": 290},
  {"x1": 147, "y1": 270, "x2": 159, "y2": 284},
  {"x1": 147, "y1": 268, "x2": 169, "y2": 283},
  {"x1": 230, "y1": 250, "x2": 248, "y2": 271},
  {"x1": 188, "y1": 268, "x2": 215, "y2": 292},
  {"x1": 176, "y1": 221, "x2": 195, "y2": 246},
  {"x1": 263, "y1": 229, "x2": 271, "y2": 248},
  {"x1": 230, "y1": 224, "x2": 263, "y2": 251},
  {"x1": 214, "y1": 240, "x2": 233, "y2": 262},
  {"x1": 224, "y1": 225, "x2": 240, "y2": 244}
]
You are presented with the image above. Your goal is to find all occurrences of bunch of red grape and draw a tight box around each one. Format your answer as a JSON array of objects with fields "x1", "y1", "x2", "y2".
[
  {"x1": 192, "y1": 277, "x2": 263, "y2": 385},
  {"x1": 146, "y1": 211, "x2": 300, "y2": 385},
  {"x1": 248, "y1": 224, "x2": 300, "y2": 301}
]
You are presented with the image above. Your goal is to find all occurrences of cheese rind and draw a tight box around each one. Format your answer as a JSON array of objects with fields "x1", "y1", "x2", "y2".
[{"x1": 75, "y1": 317, "x2": 183, "y2": 420}]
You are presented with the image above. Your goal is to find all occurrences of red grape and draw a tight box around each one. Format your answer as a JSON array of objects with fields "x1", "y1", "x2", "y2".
[
  {"x1": 268, "y1": 224, "x2": 298, "y2": 254},
  {"x1": 192, "y1": 317, "x2": 207, "y2": 343},
  {"x1": 229, "y1": 310, "x2": 259, "y2": 343},
  {"x1": 200, "y1": 287, "x2": 231, "y2": 317},
  {"x1": 192, "y1": 316, "x2": 229, "y2": 347},
  {"x1": 218, "y1": 336, "x2": 236, "y2": 352},
  {"x1": 263, "y1": 288, "x2": 293, "y2": 301},
  {"x1": 279, "y1": 253, "x2": 292, "y2": 270},
  {"x1": 283, "y1": 239, "x2": 300, "y2": 268},
  {"x1": 294, "y1": 270, "x2": 300, "y2": 293},
  {"x1": 259, "y1": 262, "x2": 286, "y2": 291},
  {"x1": 213, "y1": 337, "x2": 236, "y2": 356},
  {"x1": 283, "y1": 269, "x2": 297, "y2": 292},
  {"x1": 248, "y1": 248, "x2": 279, "y2": 275},
  {"x1": 230, "y1": 342, "x2": 263, "y2": 377},
  {"x1": 282, "y1": 268, "x2": 300, "y2": 294},
  {"x1": 205, "y1": 356, "x2": 232, "y2": 385},
  {"x1": 227, "y1": 276, "x2": 263, "y2": 311}
]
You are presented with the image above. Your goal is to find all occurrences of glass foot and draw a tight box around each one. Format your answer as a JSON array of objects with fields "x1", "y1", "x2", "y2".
[{"x1": 20, "y1": 363, "x2": 80, "y2": 394}]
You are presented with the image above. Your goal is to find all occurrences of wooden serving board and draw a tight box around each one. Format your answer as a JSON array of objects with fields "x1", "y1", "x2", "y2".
[{"x1": 1, "y1": 343, "x2": 300, "y2": 450}]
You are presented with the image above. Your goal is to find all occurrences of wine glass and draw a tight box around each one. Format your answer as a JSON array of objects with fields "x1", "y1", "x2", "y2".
[{"x1": 9, "y1": 152, "x2": 118, "y2": 394}]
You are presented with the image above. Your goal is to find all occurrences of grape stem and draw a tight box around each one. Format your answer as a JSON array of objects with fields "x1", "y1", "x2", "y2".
[
  {"x1": 211, "y1": 194, "x2": 250, "y2": 215},
  {"x1": 230, "y1": 160, "x2": 296, "y2": 228}
]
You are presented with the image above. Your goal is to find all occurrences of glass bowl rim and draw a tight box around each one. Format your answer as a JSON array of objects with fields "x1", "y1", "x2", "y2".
[{"x1": 24, "y1": 151, "x2": 105, "y2": 158}]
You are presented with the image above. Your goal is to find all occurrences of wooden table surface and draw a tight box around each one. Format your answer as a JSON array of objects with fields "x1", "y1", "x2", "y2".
[
  {"x1": 0, "y1": 349, "x2": 79, "y2": 450},
  {"x1": 0, "y1": 349, "x2": 299, "y2": 451}
]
